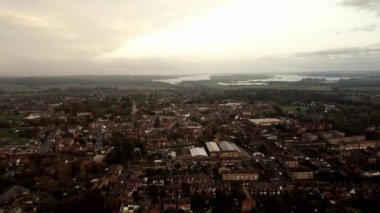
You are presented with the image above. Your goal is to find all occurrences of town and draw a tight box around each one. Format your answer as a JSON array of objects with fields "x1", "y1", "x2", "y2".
[
  {"x1": 0, "y1": 86, "x2": 379, "y2": 213},
  {"x1": 1, "y1": 0, "x2": 380, "y2": 211}
]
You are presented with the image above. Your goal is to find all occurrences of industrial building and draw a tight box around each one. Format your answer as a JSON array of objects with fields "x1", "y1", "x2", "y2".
[
  {"x1": 205, "y1": 141, "x2": 220, "y2": 157},
  {"x1": 190, "y1": 147, "x2": 208, "y2": 157},
  {"x1": 249, "y1": 118, "x2": 284, "y2": 126}
]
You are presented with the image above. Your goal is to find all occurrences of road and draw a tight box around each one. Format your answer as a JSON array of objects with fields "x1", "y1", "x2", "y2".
[
  {"x1": 109, "y1": 167, "x2": 131, "y2": 197},
  {"x1": 41, "y1": 129, "x2": 56, "y2": 153},
  {"x1": 95, "y1": 127, "x2": 104, "y2": 152}
]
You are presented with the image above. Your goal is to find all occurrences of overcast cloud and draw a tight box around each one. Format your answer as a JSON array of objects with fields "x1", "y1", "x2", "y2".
[
  {"x1": 0, "y1": 0, "x2": 379, "y2": 76},
  {"x1": 341, "y1": 0, "x2": 380, "y2": 15}
]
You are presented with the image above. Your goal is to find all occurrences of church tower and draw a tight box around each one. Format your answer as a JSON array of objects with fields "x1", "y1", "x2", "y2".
[{"x1": 131, "y1": 99, "x2": 138, "y2": 116}]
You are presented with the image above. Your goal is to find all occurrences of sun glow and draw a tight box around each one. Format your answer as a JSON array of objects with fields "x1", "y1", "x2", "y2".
[
  {"x1": 104, "y1": 0, "x2": 378, "y2": 60},
  {"x1": 106, "y1": 0, "x2": 298, "y2": 59}
]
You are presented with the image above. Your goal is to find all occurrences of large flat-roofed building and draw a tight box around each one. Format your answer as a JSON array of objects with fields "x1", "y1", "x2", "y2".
[
  {"x1": 327, "y1": 135, "x2": 374, "y2": 150},
  {"x1": 316, "y1": 132, "x2": 333, "y2": 140},
  {"x1": 280, "y1": 156, "x2": 299, "y2": 168},
  {"x1": 302, "y1": 133, "x2": 318, "y2": 142},
  {"x1": 218, "y1": 141, "x2": 240, "y2": 158},
  {"x1": 205, "y1": 141, "x2": 220, "y2": 157},
  {"x1": 190, "y1": 147, "x2": 208, "y2": 157},
  {"x1": 249, "y1": 118, "x2": 284, "y2": 126},
  {"x1": 329, "y1": 130, "x2": 345, "y2": 138},
  {"x1": 328, "y1": 135, "x2": 365, "y2": 145},
  {"x1": 287, "y1": 167, "x2": 314, "y2": 180},
  {"x1": 339, "y1": 140, "x2": 379, "y2": 150},
  {"x1": 221, "y1": 170, "x2": 259, "y2": 181}
]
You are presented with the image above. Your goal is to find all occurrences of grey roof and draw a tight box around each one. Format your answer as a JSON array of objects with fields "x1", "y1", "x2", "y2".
[
  {"x1": 205, "y1": 142, "x2": 220, "y2": 152},
  {"x1": 0, "y1": 185, "x2": 29, "y2": 204},
  {"x1": 190, "y1": 147, "x2": 208, "y2": 157},
  {"x1": 219, "y1": 141, "x2": 239, "y2": 152}
]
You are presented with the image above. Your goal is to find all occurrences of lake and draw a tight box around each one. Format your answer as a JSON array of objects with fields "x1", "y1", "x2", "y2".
[
  {"x1": 217, "y1": 74, "x2": 352, "y2": 86},
  {"x1": 154, "y1": 74, "x2": 351, "y2": 85},
  {"x1": 153, "y1": 75, "x2": 210, "y2": 84}
]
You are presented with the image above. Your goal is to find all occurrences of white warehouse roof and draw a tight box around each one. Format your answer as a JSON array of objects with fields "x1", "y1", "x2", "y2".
[
  {"x1": 205, "y1": 142, "x2": 220, "y2": 152},
  {"x1": 249, "y1": 118, "x2": 283, "y2": 126},
  {"x1": 190, "y1": 147, "x2": 208, "y2": 157}
]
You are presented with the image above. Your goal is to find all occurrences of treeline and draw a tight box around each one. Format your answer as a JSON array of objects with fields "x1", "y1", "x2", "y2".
[{"x1": 105, "y1": 133, "x2": 146, "y2": 164}]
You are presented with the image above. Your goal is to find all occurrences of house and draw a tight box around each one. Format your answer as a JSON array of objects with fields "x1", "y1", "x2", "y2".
[
  {"x1": 242, "y1": 198, "x2": 256, "y2": 213},
  {"x1": 302, "y1": 133, "x2": 318, "y2": 142},
  {"x1": 280, "y1": 156, "x2": 299, "y2": 168},
  {"x1": 287, "y1": 167, "x2": 314, "y2": 180},
  {"x1": 0, "y1": 185, "x2": 29, "y2": 204},
  {"x1": 221, "y1": 170, "x2": 259, "y2": 181},
  {"x1": 329, "y1": 130, "x2": 345, "y2": 138},
  {"x1": 121, "y1": 204, "x2": 140, "y2": 213},
  {"x1": 163, "y1": 198, "x2": 176, "y2": 210},
  {"x1": 177, "y1": 198, "x2": 191, "y2": 211},
  {"x1": 93, "y1": 154, "x2": 106, "y2": 164},
  {"x1": 328, "y1": 135, "x2": 366, "y2": 146},
  {"x1": 339, "y1": 140, "x2": 378, "y2": 150},
  {"x1": 360, "y1": 140, "x2": 379, "y2": 149},
  {"x1": 343, "y1": 135, "x2": 366, "y2": 143},
  {"x1": 316, "y1": 132, "x2": 333, "y2": 140}
]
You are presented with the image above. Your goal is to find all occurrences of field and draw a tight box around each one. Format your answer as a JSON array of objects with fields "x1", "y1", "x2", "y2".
[
  {"x1": 0, "y1": 129, "x2": 19, "y2": 139},
  {"x1": 340, "y1": 86, "x2": 380, "y2": 92},
  {"x1": 0, "y1": 114, "x2": 25, "y2": 122},
  {"x1": 1, "y1": 72, "x2": 380, "y2": 93}
]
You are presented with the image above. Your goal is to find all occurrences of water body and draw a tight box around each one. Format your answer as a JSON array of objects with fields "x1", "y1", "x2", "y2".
[
  {"x1": 154, "y1": 74, "x2": 351, "y2": 85},
  {"x1": 153, "y1": 75, "x2": 210, "y2": 84},
  {"x1": 252, "y1": 74, "x2": 351, "y2": 82},
  {"x1": 218, "y1": 74, "x2": 351, "y2": 86},
  {"x1": 217, "y1": 82, "x2": 268, "y2": 86}
]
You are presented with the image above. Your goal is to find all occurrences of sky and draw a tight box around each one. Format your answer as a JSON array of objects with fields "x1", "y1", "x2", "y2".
[{"x1": 0, "y1": 0, "x2": 379, "y2": 76}]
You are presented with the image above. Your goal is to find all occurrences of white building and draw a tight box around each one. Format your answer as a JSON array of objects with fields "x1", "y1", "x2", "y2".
[
  {"x1": 190, "y1": 147, "x2": 208, "y2": 157},
  {"x1": 249, "y1": 118, "x2": 284, "y2": 126}
]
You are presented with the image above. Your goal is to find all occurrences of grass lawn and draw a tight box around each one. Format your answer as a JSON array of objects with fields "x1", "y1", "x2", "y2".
[
  {"x1": 340, "y1": 86, "x2": 380, "y2": 92},
  {"x1": 280, "y1": 105, "x2": 309, "y2": 113},
  {"x1": 0, "y1": 129, "x2": 20, "y2": 139},
  {"x1": 0, "y1": 114, "x2": 25, "y2": 122}
]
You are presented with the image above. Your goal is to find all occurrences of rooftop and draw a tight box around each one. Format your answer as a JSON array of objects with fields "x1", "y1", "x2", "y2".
[
  {"x1": 219, "y1": 141, "x2": 240, "y2": 152},
  {"x1": 205, "y1": 141, "x2": 220, "y2": 152},
  {"x1": 190, "y1": 147, "x2": 208, "y2": 157},
  {"x1": 249, "y1": 118, "x2": 283, "y2": 125}
]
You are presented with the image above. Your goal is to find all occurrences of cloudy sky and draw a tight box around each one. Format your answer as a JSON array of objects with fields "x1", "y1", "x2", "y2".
[{"x1": 0, "y1": 0, "x2": 379, "y2": 76}]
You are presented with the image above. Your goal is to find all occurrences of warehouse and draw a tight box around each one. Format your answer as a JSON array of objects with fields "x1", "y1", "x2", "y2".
[
  {"x1": 205, "y1": 141, "x2": 220, "y2": 157},
  {"x1": 190, "y1": 147, "x2": 208, "y2": 157},
  {"x1": 218, "y1": 141, "x2": 240, "y2": 158}
]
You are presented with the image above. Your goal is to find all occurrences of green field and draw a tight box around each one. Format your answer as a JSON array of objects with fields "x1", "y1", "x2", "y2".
[
  {"x1": 1, "y1": 73, "x2": 379, "y2": 93},
  {"x1": 0, "y1": 114, "x2": 25, "y2": 122},
  {"x1": 280, "y1": 105, "x2": 309, "y2": 113},
  {"x1": 340, "y1": 86, "x2": 380, "y2": 92},
  {"x1": 0, "y1": 129, "x2": 20, "y2": 139}
]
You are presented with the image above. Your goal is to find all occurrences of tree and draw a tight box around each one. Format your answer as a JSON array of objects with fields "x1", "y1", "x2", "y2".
[
  {"x1": 148, "y1": 184, "x2": 160, "y2": 202},
  {"x1": 106, "y1": 137, "x2": 137, "y2": 164},
  {"x1": 258, "y1": 143, "x2": 269, "y2": 155},
  {"x1": 71, "y1": 161, "x2": 81, "y2": 177},
  {"x1": 71, "y1": 191, "x2": 105, "y2": 213},
  {"x1": 154, "y1": 117, "x2": 160, "y2": 128},
  {"x1": 192, "y1": 192, "x2": 208, "y2": 211},
  {"x1": 39, "y1": 176, "x2": 57, "y2": 193},
  {"x1": 56, "y1": 163, "x2": 72, "y2": 181}
]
